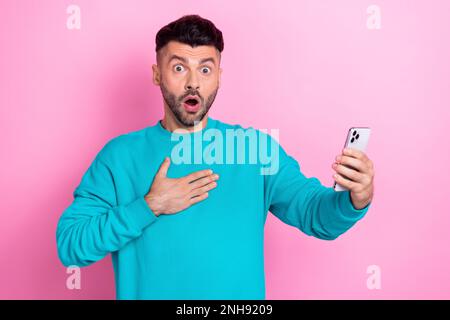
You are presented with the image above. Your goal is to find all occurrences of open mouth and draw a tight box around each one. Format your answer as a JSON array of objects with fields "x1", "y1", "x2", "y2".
[
  {"x1": 185, "y1": 98, "x2": 198, "y2": 105},
  {"x1": 183, "y1": 96, "x2": 200, "y2": 112}
]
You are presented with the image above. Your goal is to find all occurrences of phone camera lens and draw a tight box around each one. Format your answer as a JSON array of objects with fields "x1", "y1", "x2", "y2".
[
  {"x1": 356, "y1": 134, "x2": 359, "y2": 139},
  {"x1": 351, "y1": 137, "x2": 355, "y2": 143},
  {"x1": 352, "y1": 131, "x2": 357, "y2": 136}
]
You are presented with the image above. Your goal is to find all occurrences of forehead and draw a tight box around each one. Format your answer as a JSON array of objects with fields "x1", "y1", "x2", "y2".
[{"x1": 161, "y1": 41, "x2": 219, "y2": 64}]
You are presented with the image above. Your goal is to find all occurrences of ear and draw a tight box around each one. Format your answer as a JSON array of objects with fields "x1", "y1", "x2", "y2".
[
  {"x1": 218, "y1": 68, "x2": 223, "y2": 88},
  {"x1": 152, "y1": 64, "x2": 161, "y2": 86}
]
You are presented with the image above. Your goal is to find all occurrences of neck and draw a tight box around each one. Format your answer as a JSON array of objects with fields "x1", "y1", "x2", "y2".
[{"x1": 161, "y1": 113, "x2": 208, "y2": 133}]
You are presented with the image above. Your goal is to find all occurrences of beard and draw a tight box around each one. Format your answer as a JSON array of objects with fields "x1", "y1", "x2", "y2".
[{"x1": 159, "y1": 81, "x2": 218, "y2": 127}]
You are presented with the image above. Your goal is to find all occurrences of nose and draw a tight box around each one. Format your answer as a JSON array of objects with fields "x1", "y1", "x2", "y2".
[{"x1": 185, "y1": 73, "x2": 200, "y2": 91}]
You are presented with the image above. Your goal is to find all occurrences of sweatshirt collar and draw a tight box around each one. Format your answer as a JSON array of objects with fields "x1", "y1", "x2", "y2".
[{"x1": 155, "y1": 116, "x2": 217, "y2": 139}]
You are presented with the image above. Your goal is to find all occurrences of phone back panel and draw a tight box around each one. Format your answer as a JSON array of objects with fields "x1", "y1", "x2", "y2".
[{"x1": 334, "y1": 127, "x2": 371, "y2": 192}]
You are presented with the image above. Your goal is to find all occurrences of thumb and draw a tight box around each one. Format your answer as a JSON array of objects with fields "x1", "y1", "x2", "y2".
[{"x1": 156, "y1": 157, "x2": 170, "y2": 178}]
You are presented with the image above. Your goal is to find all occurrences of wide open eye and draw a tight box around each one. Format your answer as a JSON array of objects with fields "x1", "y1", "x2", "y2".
[
  {"x1": 174, "y1": 64, "x2": 185, "y2": 72},
  {"x1": 201, "y1": 67, "x2": 211, "y2": 74}
]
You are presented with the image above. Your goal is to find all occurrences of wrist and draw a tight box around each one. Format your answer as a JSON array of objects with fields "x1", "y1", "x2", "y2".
[
  {"x1": 144, "y1": 195, "x2": 163, "y2": 217},
  {"x1": 350, "y1": 193, "x2": 371, "y2": 210}
]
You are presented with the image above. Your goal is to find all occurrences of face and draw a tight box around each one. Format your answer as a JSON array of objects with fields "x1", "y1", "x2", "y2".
[{"x1": 152, "y1": 41, "x2": 222, "y2": 127}]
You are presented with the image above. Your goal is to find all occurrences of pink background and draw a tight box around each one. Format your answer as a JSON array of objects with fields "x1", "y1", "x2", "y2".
[{"x1": 1, "y1": 0, "x2": 449, "y2": 299}]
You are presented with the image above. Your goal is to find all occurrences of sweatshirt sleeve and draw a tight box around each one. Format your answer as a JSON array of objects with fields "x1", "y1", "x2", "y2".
[
  {"x1": 263, "y1": 137, "x2": 370, "y2": 240},
  {"x1": 56, "y1": 153, "x2": 159, "y2": 267}
]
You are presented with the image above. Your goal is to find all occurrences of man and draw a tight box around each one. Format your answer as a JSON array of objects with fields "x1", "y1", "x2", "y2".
[{"x1": 56, "y1": 14, "x2": 374, "y2": 300}]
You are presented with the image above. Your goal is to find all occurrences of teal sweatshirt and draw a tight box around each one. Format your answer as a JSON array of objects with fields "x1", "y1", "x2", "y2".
[{"x1": 56, "y1": 117, "x2": 370, "y2": 299}]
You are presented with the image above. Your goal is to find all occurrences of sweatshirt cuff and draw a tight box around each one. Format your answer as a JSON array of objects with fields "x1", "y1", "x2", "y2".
[
  {"x1": 124, "y1": 196, "x2": 159, "y2": 231},
  {"x1": 337, "y1": 190, "x2": 371, "y2": 220}
]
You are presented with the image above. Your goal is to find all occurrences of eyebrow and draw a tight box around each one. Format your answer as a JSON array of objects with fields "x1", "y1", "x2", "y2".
[{"x1": 167, "y1": 54, "x2": 217, "y2": 67}]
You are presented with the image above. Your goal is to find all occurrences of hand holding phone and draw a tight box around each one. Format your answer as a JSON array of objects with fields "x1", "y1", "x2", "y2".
[{"x1": 333, "y1": 127, "x2": 371, "y2": 192}]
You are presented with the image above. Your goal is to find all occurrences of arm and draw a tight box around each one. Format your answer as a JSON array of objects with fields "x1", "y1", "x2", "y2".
[
  {"x1": 264, "y1": 138, "x2": 370, "y2": 240},
  {"x1": 56, "y1": 155, "x2": 158, "y2": 267}
]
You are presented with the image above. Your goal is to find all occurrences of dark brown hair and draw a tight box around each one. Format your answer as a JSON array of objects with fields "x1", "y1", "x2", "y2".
[{"x1": 155, "y1": 14, "x2": 224, "y2": 57}]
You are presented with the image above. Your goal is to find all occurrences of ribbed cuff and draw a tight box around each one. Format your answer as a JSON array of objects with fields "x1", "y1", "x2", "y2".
[
  {"x1": 124, "y1": 196, "x2": 159, "y2": 231},
  {"x1": 337, "y1": 190, "x2": 371, "y2": 220}
]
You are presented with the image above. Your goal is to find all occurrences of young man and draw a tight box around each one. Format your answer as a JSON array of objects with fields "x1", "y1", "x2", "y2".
[{"x1": 56, "y1": 14, "x2": 374, "y2": 300}]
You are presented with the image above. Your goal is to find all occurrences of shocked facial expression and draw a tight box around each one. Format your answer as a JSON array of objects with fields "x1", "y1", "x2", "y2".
[{"x1": 153, "y1": 41, "x2": 222, "y2": 127}]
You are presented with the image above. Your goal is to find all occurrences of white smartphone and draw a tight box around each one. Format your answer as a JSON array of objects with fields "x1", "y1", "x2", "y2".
[{"x1": 333, "y1": 127, "x2": 371, "y2": 192}]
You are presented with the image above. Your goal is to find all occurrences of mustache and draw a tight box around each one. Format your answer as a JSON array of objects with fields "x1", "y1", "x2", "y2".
[{"x1": 180, "y1": 92, "x2": 202, "y2": 101}]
